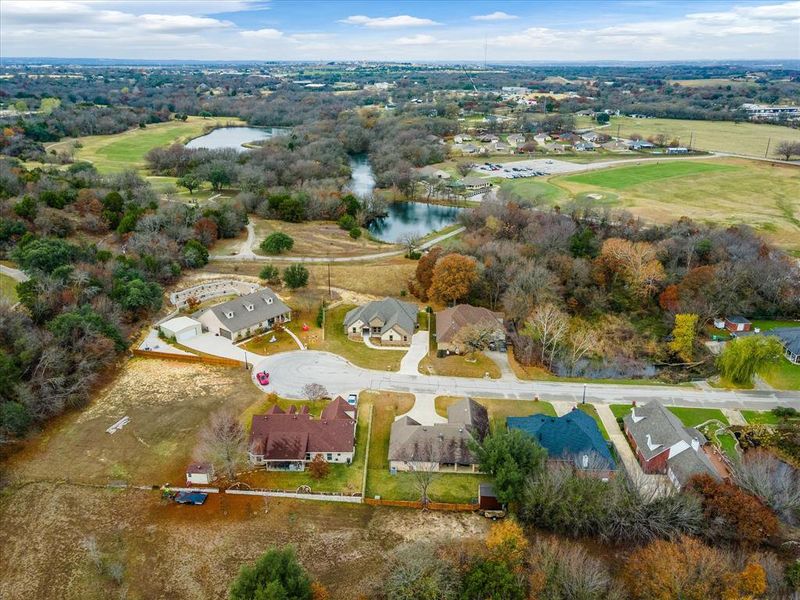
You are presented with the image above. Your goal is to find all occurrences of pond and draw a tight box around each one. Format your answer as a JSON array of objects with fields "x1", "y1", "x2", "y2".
[
  {"x1": 185, "y1": 126, "x2": 287, "y2": 152},
  {"x1": 367, "y1": 202, "x2": 464, "y2": 243}
]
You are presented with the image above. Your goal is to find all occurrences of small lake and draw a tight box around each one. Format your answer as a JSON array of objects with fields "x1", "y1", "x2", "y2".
[
  {"x1": 368, "y1": 202, "x2": 464, "y2": 243},
  {"x1": 185, "y1": 126, "x2": 287, "y2": 152}
]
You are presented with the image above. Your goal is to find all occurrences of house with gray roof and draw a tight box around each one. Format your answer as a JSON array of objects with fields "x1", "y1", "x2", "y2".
[
  {"x1": 343, "y1": 298, "x2": 419, "y2": 346},
  {"x1": 388, "y1": 398, "x2": 489, "y2": 472},
  {"x1": 197, "y1": 287, "x2": 291, "y2": 342},
  {"x1": 622, "y1": 400, "x2": 722, "y2": 489},
  {"x1": 736, "y1": 326, "x2": 800, "y2": 365}
]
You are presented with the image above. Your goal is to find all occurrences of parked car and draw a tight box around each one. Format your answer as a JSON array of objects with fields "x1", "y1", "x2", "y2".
[
  {"x1": 347, "y1": 393, "x2": 358, "y2": 406},
  {"x1": 256, "y1": 371, "x2": 270, "y2": 385}
]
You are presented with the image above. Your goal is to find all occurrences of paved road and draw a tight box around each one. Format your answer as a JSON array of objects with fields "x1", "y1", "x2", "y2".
[
  {"x1": 210, "y1": 226, "x2": 466, "y2": 263},
  {"x1": 254, "y1": 350, "x2": 799, "y2": 410}
]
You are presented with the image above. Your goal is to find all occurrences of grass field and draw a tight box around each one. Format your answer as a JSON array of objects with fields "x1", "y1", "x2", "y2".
[
  {"x1": 759, "y1": 359, "x2": 800, "y2": 391},
  {"x1": 53, "y1": 116, "x2": 244, "y2": 174},
  {"x1": 419, "y1": 352, "x2": 501, "y2": 379},
  {"x1": 554, "y1": 157, "x2": 800, "y2": 252},
  {"x1": 667, "y1": 78, "x2": 757, "y2": 89},
  {"x1": 605, "y1": 115, "x2": 800, "y2": 157},
  {"x1": 250, "y1": 217, "x2": 389, "y2": 258},
  {"x1": 609, "y1": 404, "x2": 729, "y2": 427},
  {"x1": 562, "y1": 161, "x2": 738, "y2": 190},
  {"x1": 0, "y1": 273, "x2": 19, "y2": 302},
  {"x1": 741, "y1": 409, "x2": 800, "y2": 425}
]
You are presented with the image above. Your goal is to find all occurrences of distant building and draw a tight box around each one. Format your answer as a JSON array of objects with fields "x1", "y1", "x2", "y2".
[
  {"x1": 506, "y1": 133, "x2": 526, "y2": 147},
  {"x1": 741, "y1": 103, "x2": 800, "y2": 121},
  {"x1": 666, "y1": 147, "x2": 689, "y2": 154},
  {"x1": 460, "y1": 176, "x2": 491, "y2": 192},
  {"x1": 736, "y1": 327, "x2": 800, "y2": 365},
  {"x1": 724, "y1": 316, "x2": 752, "y2": 333}
]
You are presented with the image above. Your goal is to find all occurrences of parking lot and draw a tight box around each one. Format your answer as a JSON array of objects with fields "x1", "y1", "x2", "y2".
[{"x1": 474, "y1": 158, "x2": 590, "y2": 178}]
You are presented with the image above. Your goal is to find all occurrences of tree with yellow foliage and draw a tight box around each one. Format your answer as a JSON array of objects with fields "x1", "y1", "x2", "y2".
[
  {"x1": 485, "y1": 519, "x2": 528, "y2": 573},
  {"x1": 669, "y1": 313, "x2": 698, "y2": 362},
  {"x1": 600, "y1": 238, "x2": 665, "y2": 298}
]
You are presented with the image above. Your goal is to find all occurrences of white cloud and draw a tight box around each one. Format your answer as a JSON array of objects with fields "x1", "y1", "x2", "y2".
[
  {"x1": 339, "y1": 15, "x2": 439, "y2": 28},
  {"x1": 240, "y1": 28, "x2": 284, "y2": 39},
  {"x1": 392, "y1": 34, "x2": 438, "y2": 45},
  {"x1": 471, "y1": 11, "x2": 518, "y2": 21}
]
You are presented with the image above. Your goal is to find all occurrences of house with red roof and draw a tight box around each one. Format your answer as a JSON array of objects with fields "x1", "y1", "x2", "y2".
[{"x1": 248, "y1": 397, "x2": 357, "y2": 471}]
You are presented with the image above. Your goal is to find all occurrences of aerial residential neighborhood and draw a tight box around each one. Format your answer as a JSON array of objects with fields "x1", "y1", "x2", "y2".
[{"x1": 1, "y1": 1, "x2": 799, "y2": 599}]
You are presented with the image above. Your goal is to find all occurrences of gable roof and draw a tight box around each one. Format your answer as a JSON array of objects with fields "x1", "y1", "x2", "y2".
[
  {"x1": 623, "y1": 400, "x2": 706, "y2": 461},
  {"x1": 436, "y1": 304, "x2": 504, "y2": 345},
  {"x1": 203, "y1": 287, "x2": 290, "y2": 333},
  {"x1": 726, "y1": 315, "x2": 751, "y2": 324},
  {"x1": 344, "y1": 298, "x2": 418, "y2": 337},
  {"x1": 668, "y1": 445, "x2": 720, "y2": 487},
  {"x1": 388, "y1": 398, "x2": 489, "y2": 465},
  {"x1": 249, "y1": 399, "x2": 356, "y2": 460},
  {"x1": 508, "y1": 409, "x2": 615, "y2": 470}
]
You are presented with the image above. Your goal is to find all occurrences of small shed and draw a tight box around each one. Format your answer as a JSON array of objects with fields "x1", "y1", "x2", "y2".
[
  {"x1": 725, "y1": 316, "x2": 752, "y2": 333},
  {"x1": 478, "y1": 483, "x2": 502, "y2": 511},
  {"x1": 186, "y1": 462, "x2": 214, "y2": 485},
  {"x1": 160, "y1": 316, "x2": 202, "y2": 342}
]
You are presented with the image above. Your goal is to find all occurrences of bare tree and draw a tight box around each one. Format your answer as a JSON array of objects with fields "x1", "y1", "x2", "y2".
[
  {"x1": 196, "y1": 409, "x2": 246, "y2": 479},
  {"x1": 301, "y1": 383, "x2": 329, "y2": 401},
  {"x1": 733, "y1": 449, "x2": 800, "y2": 524},
  {"x1": 524, "y1": 303, "x2": 569, "y2": 368},
  {"x1": 565, "y1": 318, "x2": 598, "y2": 376},
  {"x1": 774, "y1": 140, "x2": 800, "y2": 161},
  {"x1": 398, "y1": 233, "x2": 422, "y2": 257},
  {"x1": 408, "y1": 438, "x2": 440, "y2": 507},
  {"x1": 452, "y1": 322, "x2": 500, "y2": 356}
]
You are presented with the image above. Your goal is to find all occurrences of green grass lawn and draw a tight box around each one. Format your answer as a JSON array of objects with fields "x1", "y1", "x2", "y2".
[
  {"x1": 751, "y1": 319, "x2": 800, "y2": 331},
  {"x1": 419, "y1": 352, "x2": 501, "y2": 379},
  {"x1": 715, "y1": 431, "x2": 739, "y2": 461},
  {"x1": 759, "y1": 359, "x2": 800, "y2": 391},
  {"x1": 609, "y1": 404, "x2": 729, "y2": 427},
  {"x1": 562, "y1": 161, "x2": 739, "y2": 190},
  {"x1": 499, "y1": 178, "x2": 570, "y2": 204},
  {"x1": 0, "y1": 273, "x2": 19, "y2": 303},
  {"x1": 740, "y1": 409, "x2": 800, "y2": 425},
  {"x1": 576, "y1": 404, "x2": 610, "y2": 440},
  {"x1": 321, "y1": 304, "x2": 406, "y2": 372}
]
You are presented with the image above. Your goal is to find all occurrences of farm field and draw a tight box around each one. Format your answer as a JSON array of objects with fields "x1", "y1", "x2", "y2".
[
  {"x1": 667, "y1": 78, "x2": 757, "y2": 88},
  {"x1": 48, "y1": 116, "x2": 244, "y2": 174},
  {"x1": 604, "y1": 115, "x2": 800, "y2": 157},
  {"x1": 553, "y1": 158, "x2": 800, "y2": 252}
]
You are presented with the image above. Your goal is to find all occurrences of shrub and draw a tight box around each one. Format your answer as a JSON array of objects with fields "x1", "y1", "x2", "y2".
[
  {"x1": 338, "y1": 214, "x2": 356, "y2": 230},
  {"x1": 349, "y1": 226, "x2": 361, "y2": 239},
  {"x1": 307, "y1": 454, "x2": 330, "y2": 480},
  {"x1": 229, "y1": 546, "x2": 312, "y2": 600},
  {"x1": 260, "y1": 231, "x2": 294, "y2": 255},
  {"x1": 381, "y1": 542, "x2": 460, "y2": 600},
  {"x1": 259, "y1": 264, "x2": 280, "y2": 284},
  {"x1": 283, "y1": 264, "x2": 309, "y2": 289},
  {"x1": 461, "y1": 559, "x2": 525, "y2": 600}
]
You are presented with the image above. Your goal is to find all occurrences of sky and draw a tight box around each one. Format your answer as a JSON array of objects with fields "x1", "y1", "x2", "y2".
[{"x1": 1, "y1": 0, "x2": 798, "y2": 62}]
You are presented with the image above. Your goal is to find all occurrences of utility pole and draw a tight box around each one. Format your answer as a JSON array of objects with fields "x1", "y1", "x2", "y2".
[
  {"x1": 765, "y1": 137, "x2": 771, "y2": 159},
  {"x1": 688, "y1": 131, "x2": 694, "y2": 151},
  {"x1": 581, "y1": 384, "x2": 586, "y2": 404},
  {"x1": 616, "y1": 123, "x2": 621, "y2": 139}
]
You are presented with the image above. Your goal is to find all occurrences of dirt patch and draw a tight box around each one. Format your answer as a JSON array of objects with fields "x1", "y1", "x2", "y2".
[{"x1": 0, "y1": 482, "x2": 487, "y2": 600}]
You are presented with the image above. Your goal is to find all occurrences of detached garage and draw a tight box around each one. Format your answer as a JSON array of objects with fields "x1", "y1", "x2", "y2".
[{"x1": 159, "y1": 316, "x2": 202, "y2": 342}]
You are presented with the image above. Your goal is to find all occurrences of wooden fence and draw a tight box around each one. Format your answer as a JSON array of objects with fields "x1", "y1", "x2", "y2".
[
  {"x1": 363, "y1": 497, "x2": 477, "y2": 512},
  {"x1": 131, "y1": 349, "x2": 243, "y2": 367}
]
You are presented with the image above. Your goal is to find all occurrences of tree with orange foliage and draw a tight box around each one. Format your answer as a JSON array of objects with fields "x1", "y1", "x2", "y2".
[
  {"x1": 428, "y1": 253, "x2": 478, "y2": 305},
  {"x1": 485, "y1": 520, "x2": 528, "y2": 573},
  {"x1": 194, "y1": 217, "x2": 219, "y2": 248},
  {"x1": 622, "y1": 536, "x2": 769, "y2": 600},
  {"x1": 310, "y1": 581, "x2": 330, "y2": 600},
  {"x1": 600, "y1": 238, "x2": 665, "y2": 298},
  {"x1": 413, "y1": 246, "x2": 442, "y2": 300},
  {"x1": 659, "y1": 284, "x2": 680, "y2": 313},
  {"x1": 685, "y1": 473, "x2": 779, "y2": 546}
]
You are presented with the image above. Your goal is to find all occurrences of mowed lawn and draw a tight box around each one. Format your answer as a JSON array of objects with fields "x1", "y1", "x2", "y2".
[
  {"x1": 606, "y1": 115, "x2": 800, "y2": 157},
  {"x1": 562, "y1": 161, "x2": 738, "y2": 190},
  {"x1": 556, "y1": 158, "x2": 800, "y2": 253},
  {"x1": 69, "y1": 116, "x2": 244, "y2": 173},
  {"x1": 610, "y1": 404, "x2": 729, "y2": 427}
]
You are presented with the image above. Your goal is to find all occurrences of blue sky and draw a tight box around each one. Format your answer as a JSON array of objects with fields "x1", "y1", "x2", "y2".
[{"x1": 1, "y1": 1, "x2": 798, "y2": 61}]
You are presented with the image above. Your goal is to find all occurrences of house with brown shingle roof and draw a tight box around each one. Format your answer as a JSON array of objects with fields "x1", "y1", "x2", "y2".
[
  {"x1": 248, "y1": 397, "x2": 356, "y2": 471},
  {"x1": 388, "y1": 398, "x2": 489, "y2": 473},
  {"x1": 435, "y1": 304, "x2": 505, "y2": 354}
]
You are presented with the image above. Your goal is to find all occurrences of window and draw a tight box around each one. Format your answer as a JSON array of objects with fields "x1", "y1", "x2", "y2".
[
  {"x1": 389, "y1": 335, "x2": 394, "y2": 341},
  {"x1": 326, "y1": 453, "x2": 332, "y2": 461},
  {"x1": 403, "y1": 336, "x2": 407, "y2": 342},
  {"x1": 352, "y1": 327, "x2": 357, "y2": 333}
]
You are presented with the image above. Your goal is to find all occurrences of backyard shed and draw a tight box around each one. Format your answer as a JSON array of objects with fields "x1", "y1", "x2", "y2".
[
  {"x1": 159, "y1": 316, "x2": 202, "y2": 342},
  {"x1": 186, "y1": 462, "x2": 214, "y2": 485}
]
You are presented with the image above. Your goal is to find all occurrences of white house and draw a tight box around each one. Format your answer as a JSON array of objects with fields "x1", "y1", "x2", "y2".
[
  {"x1": 197, "y1": 287, "x2": 291, "y2": 342},
  {"x1": 159, "y1": 316, "x2": 203, "y2": 342}
]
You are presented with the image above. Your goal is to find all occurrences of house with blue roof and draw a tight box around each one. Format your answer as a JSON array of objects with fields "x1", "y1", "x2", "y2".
[{"x1": 507, "y1": 408, "x2": 616, "y2": 479}]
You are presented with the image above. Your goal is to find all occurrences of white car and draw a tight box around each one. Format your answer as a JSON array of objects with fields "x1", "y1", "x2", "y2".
[{"x1": 347, "y1": 393, "x2": 358, "y2": 406}]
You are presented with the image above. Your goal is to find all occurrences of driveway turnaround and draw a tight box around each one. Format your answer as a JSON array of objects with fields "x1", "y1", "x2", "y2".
[
  {"x1": 181, "y1": 332, "x2": 264, "y2": 363},
  {"x1": 252, "y1": 350, "x2": 799, "y2": 410}
]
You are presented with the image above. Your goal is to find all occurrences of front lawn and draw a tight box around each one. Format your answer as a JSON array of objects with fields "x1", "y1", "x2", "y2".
[
  {"x1": 419, "y1": 352, "x2": 501, "y2": 379},
  {"x1": 741, "y1": 408, "x2": 800, "y2": 425},
  {"x1": 240, "y1": 326, "x2": 302, "y2": 356},
  {"x1": 320, "y1": 304, "x2": 406, "y2": 371},
  {"x1": 759, "y1": 358, "x2": 800, "y2": 391},
  {"x1": 434, "y1": 396, "x2": 556, "y2": 434},
  {"x1": 609, "y1": 404, "x2": 728, "y2": 427}
]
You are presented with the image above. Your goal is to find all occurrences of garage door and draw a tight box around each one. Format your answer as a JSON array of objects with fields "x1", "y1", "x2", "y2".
[{"x1": 176, "y1": 328, "x2": 198, "y2": 342}]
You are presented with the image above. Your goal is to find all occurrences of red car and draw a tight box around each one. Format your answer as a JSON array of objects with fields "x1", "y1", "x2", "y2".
[{"x1": 256, "y1": 371, "x2": 270, "y2": 386}]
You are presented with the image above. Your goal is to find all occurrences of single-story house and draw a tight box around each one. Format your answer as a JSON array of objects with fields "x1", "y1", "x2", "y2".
[
  {"x1": 479, "y1": 134, "x2": 499, "y2": 143},
  {"x1": 557, "y1": 132, "x2": 581, "y2": 143},
  {"x1": 626, "y1": 139, "x2": 655, "y2": 150},
  {"x1": 508, "y1": 408, "x2": 616, "y2": 479},
  {"x1": 737, "y1": 327, "x2": 800, "y2": 365},
  {"x1": 454, "y1": 134, "x2": 473, "y2": 143},
  {"x1": 725, "y1": 316, "x2": 752, "y2": 333},
  {"x1": 601, "y1": 140, "x2": 630, "y2": 152},
  {"x1": 435, "y1": 304, "x2": 505, "y2": 354},
  {"x1": 248, "y1": 397, "x2": 357, "y2": 470},
  {"x1": 388, "y1": 398, "x2": 489, "y2": 473},
  {"x1": 186, "y1": 462, "x2": 214, "y2": 485},
  {"x1": 533, "y1": 133, "x2": 551, "y2": 144},
  {"x1": 574, "y1": 142, "x2": 596, "y2": 152},
  {"x1": 159, "y1": 316, "x2": 202, "y2": 342},
  {"x1": 344, "y1": 298, "x2": 418, "y2": 346},
  {"x1": 197, "y1": 287, "x2": 291, "y2": 342},
  {"x1": 506, "y1": 133, "x2": 526, "y2": 147},
  {"x1": 623, "y1": 400, "x2": 722, "y2": 490},
  {"x1": 461, "y1": 176, "x2": 491, "y2": 192},
  {"x1": 542, "y1": 142, "x2": 568, "y2": 153},
  {"x1": 492, "y1": 141, "x2": 510, "y2": 152}
]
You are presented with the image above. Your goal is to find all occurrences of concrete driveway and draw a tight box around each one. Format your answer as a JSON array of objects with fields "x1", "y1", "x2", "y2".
[
  {"x1": 399, "y1": 331, "x2": 429, "y2": 375},
  {"x1": 180, "y1": 332, "x2": 264, "y2": 363},
  {"x1": 250, "y1": 350, "x2": 799, "y2": 409},
  {"x1": 398, "y1": 393, "x2": 447, "y2": 426}
]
